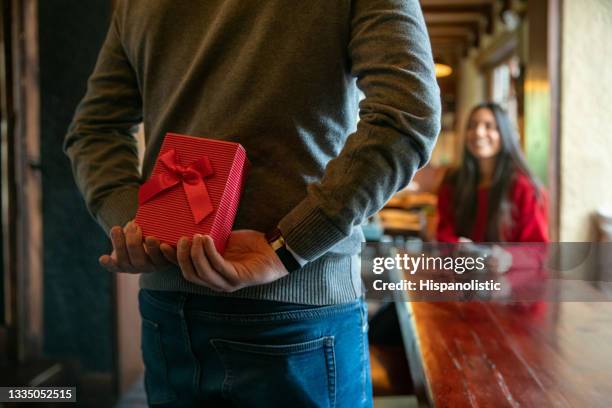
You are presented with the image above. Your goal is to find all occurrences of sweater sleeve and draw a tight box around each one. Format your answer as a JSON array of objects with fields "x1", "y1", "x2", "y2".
[
  {"x1": 436, "y1": 183, "x2": 460, "y2": 243},
  {"x1": 278, "y1": 0, "x2": 441, "y2": 261},
  {"x1": 63, "y1": 12, "x2": 143, "y2": 235}
]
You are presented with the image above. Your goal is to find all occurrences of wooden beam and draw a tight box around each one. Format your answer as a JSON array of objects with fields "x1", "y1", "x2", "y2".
[
  {"x1": 423, "y1": 6, "x2": 494, "y2": 34},
  {"x1": 428, "y1": 26, "x2": 474, "y2": 38},
  {"x1": 429, "y1": 21, "x2": 483, "y2": 45},
  {"x1": 421, "y1": 0, "x2": 495, "y2": 6},
  {"x1": 430, "y1": 39, "x2": 467, "y2": 48},
  {"x1": 424, "y1": 12, "x2": 487, "y2": 26},
  {"x1": 428, "y1": 26, "x2": 476, "y2": 46}
]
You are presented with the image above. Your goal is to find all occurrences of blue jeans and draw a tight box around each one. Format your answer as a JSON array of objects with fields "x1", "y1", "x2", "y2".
[{"x1": 138, "y1": 289, "x2": 373, "y2": 407}]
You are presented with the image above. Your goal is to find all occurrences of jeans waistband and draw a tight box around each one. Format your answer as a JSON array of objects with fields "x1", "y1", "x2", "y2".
[{"x1": 141, "y1": 289, "x2": 362, "y2": 323}]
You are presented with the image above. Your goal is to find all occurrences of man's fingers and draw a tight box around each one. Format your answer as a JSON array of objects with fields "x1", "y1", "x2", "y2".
[
  {"x1": 144, "y1": 237, "x2": 168, "y2": 267},
  {"x1": 111, "y1": 226, "x2": 134, "y2": 272},
  {"x1": 202, "y1": 235, "x2": 240, "y2": 287},
  {"x1": 160, "y1": 244, "x2": 178, "y2": 265},
  {"x1": 125, "y1": 222, "x2": 151, "y2": 270},
  {"x1": 191, "y1": 235, "x2": 231, "y2": 291},
  {"x1": 177, "y1": 237, "x2": 208, "y2": 286},
  {"x1": 99, "y1": 254, "x2": 122, "y2": 273}
]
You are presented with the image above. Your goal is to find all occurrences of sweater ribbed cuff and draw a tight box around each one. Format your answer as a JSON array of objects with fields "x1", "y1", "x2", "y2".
[
  {"x1": 96, "y1": 186, "x2": 140, "y2": 235},
  {"x1": 278, "y1": 194, "x2": 348, "y2": 262}
]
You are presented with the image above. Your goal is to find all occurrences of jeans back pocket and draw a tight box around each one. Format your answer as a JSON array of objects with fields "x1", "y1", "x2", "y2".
[
  {"x1": 141, "y1": 318, "x2": 177, "y2": 405},
  {"x1": 211, "y1": 336, "x2": 336, "y2": 408}
]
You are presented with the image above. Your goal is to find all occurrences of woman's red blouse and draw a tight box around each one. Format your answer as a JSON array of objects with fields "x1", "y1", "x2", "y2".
[{"x1": 436, "y1": 172, "x2": 549, "y2": 243}]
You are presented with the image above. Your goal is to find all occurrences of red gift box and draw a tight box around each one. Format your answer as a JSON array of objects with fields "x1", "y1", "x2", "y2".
[{"x1": 135, "y1": 133, "x2": 249, "y2": 253}]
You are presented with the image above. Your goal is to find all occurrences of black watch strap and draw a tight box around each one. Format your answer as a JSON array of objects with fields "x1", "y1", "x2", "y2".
[
  {"x1": 266, "y1": 228, "x2": 302, "y2": 273},
  {"x1": 274, "y1": 245, "x2": 302, "y2": 274}
]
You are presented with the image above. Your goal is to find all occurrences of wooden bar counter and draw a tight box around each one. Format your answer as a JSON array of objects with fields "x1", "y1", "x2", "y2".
[{"x1": 392, "y1": 271, "x2": 612, "y2": 407}]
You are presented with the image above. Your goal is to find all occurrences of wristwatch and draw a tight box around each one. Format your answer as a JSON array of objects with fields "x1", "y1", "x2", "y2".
[{"x1": 265, "y1": 228, "x2": 302, "y2": 273}]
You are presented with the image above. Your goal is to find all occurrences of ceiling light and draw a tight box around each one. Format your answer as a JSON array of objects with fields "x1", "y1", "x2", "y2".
[{"x1": 435, "y1": 63, "x2": 453, "y2": 78}]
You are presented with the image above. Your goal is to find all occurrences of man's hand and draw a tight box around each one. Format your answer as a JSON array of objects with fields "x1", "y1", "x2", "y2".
[
  {"x1": 99, "y1": 221, "x2": 178, "y2": 274},
  {"x1": 177, "y1": 230, "x2": 289, "y2": 292}
]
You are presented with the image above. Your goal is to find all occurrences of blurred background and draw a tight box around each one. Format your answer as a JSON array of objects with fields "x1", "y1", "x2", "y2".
[{"x1": 1, "y1": 0, "x2": 611, "y2": 407}]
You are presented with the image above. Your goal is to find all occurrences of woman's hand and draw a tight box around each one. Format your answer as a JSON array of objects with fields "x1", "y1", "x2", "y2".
[{"x1": 487, "y1": 244, "x2": 513, "y2": 274}]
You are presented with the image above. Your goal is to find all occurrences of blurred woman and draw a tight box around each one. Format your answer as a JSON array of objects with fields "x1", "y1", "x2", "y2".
[{"x1": 437, "y1": 102, "x2": 548, "y2": 243}]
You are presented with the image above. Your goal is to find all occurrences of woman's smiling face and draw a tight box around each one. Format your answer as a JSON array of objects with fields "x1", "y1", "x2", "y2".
[{"x1": 466, "y1": 107, "x2": 502, "y2": 159}]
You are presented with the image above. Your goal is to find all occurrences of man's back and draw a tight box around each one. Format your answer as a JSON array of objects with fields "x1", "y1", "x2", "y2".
[
  {"x1": 117, "y1": 0, "x2": 359, "y2": 235},
  {"x1": 65, "y1": 0, "x2": 440, "y2": 305}
]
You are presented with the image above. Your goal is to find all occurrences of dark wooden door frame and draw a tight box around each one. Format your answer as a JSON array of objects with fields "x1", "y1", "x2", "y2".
[
  {"x1": 0, "y1": 0, "x2": 19, "y2": 362},
  {"x1": 0, "y1": 0, "x2": 43, "y2": 363}
]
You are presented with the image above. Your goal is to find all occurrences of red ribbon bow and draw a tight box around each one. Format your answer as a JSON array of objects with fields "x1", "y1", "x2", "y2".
[{"x1": 138, "y1": 148, "x2": 215, "y2": 224}]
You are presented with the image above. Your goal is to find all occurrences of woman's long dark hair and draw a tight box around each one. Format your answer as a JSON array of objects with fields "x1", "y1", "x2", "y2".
[{"x1": 447, "y1": 102, "x2": 540, "y2": 241}]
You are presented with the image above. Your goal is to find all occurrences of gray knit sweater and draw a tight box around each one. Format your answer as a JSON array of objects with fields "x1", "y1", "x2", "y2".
[{"x1": 64, "y1": 0, "x2": 441, "y2": 305}]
